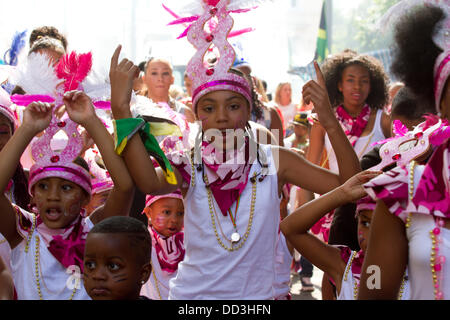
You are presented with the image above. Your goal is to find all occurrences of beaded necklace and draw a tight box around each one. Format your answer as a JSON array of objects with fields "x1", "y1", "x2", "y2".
[
  {"x1": 408, "y1": 161, "x2": 445, "y2": 300},
  {"x1": 204, "y1": 173, "x2": 257, "y2": 252},
  {"x1": 149, "y1": 261, "x2": 169, "y2": 300},
  {"x1": 190, "y1": 150, "x2": 258, "y2": 252},
  {"x1": 345, "y1": 251, "x2": 407, "y2": 300},
  {"x1": 24, "y1": 214, "x2": 79, "y2": 300}
]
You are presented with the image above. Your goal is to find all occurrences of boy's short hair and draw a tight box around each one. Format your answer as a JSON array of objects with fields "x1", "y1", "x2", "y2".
[{"x1": 90, "y1": 216, "x2": 151, "y2": 265}]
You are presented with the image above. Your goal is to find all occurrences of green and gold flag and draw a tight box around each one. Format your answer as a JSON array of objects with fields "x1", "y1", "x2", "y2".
[
  {"x1": 113, "y1": 117, "x2": 181, "y2": 185},
  {"x1": 314, "y1": 1, "x2": 329, "y2": 63}
]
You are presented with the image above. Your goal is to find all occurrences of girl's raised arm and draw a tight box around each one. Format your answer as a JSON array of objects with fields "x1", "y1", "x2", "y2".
[
  {"x1": 63, "y1": 90, "x2": 135, "y2": 224},
  {"x1": 358, "y1": 200, "x2": 408, "y2": 299},
  {"x1": 0, "y1": 102, "x2": 53, "y2": 248},
  {"x1": 278, "y1": 62, "x2": 361, "y2": 194},
  {"x1": 281, "y1": 170, "x2": 378, "y2": 290},
  {"x1": 109, "y1": 46, "x2": 184, "y2": 196}
]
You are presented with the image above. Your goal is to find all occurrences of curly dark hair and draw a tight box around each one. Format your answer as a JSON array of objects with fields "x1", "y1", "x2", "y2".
[
  {"x1": 321, "y1": 50, "x2": 389, "y2": 110},
  {"x1": 390, "y1": 4, "x2": 445, "y2": 108},
  {"x1": 29, "y1": 26, "x2": 68, "y2": 54}
]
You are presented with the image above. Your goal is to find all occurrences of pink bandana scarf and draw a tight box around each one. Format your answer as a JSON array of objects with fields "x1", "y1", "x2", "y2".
[
  {"x1": 16, "y1": 206, "x2": 90, "y2": 273},
  {"x1": 201, "y1": 137, "x2": 254, "y2": 216},
  {"x1": 338, "y1": 246, "x2": 365, "y2": 280},
  {"x1": 150, "y1": 226, "x2": 185, "y2": 275},
  {"x1": 335, "y1": 105, "x2": 371, "y2": 147}
]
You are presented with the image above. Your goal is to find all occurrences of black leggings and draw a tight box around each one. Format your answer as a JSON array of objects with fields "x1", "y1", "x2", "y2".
[{"x1": 299, "y1": 256, "x2": 313, "y2": 278}]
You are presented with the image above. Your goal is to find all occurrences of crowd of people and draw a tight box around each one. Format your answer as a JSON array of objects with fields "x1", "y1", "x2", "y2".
[{"x1": 0, "y1": 0, "x2": 448, "y2": 301}]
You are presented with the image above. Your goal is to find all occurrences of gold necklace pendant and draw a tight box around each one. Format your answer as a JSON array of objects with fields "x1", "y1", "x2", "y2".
[
  {"x1": 231, "y1": 232, "x2": 241, "y2": 243},
  {"x1": 205, "y1": 172, "x2": 257, "y2": 252}
]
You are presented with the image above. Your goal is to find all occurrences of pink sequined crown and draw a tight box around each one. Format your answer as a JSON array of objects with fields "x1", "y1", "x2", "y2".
[
  {"x1": 28, "y1": 51, "x2": 94, "y2": 196},
  {"x1": 372, "y1": 117, "x2": 448, "y2": 171},
  {"x1": 186, "y1": 0, "x2": 253, "y2": 111},
  {"x1": 28, "y1": 115, "x2": 92, "y2": 196}
]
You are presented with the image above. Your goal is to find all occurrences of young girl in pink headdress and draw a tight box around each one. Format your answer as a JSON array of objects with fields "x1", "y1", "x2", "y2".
[
  {"x1": 359, "y1": 2, "x2": 450, "y2": 300},
  {"x1": 0, "y1": 52, "x2": 134, "y2": 300},
  {"x1": 109, "y1": 0, "x2": 362, "y2": 299},
  {"x1": 282, "y1": 176, "x2": 411, "y2": 300},
  {"x1": 140, "y1": 191, "x2": 185, "y2": 300}
]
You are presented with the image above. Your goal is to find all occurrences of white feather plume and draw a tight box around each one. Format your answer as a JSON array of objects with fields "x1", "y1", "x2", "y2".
[
  {"x1": 81, "y1": 67, "x2": 111, "y2": 102},
  {"x1": 9, "y1": 52, "x2": 60, "y2": 96}
]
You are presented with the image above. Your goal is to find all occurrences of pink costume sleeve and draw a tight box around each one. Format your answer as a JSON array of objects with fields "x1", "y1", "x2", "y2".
[{"x1": 364, "y1": 139, "x2": 450, "y2": 223}]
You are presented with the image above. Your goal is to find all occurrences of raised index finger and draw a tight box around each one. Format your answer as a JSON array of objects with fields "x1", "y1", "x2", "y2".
[
  {"x1": 110, "y1": 45, "x2": 122, "y2": 71},
  {"x1": 314, "y1": 61, "x2": 326, "y2": 88}
]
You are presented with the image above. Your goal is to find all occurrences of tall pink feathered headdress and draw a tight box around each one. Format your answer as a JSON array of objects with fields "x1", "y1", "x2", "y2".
[
  {"x1": 27, "y1": 52, "x2": 94, "y2": 197},
  {"x1": 168, "y1": 0, "x2": 260, "y2": 111}
]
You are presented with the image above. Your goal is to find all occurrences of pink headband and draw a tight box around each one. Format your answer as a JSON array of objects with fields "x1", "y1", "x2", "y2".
[
  {"x1": 28, "y1": 164, "x2": 92, "y2": 196},
  {"x1": 434, "y1": 51, "x2": 450, "y2": 113},
  {"x1": 145, "y1": 191, "x2": 183, "y2": 208},
  {"x1": 356, "y1": 196, "x2": 376, "y2": 216}
]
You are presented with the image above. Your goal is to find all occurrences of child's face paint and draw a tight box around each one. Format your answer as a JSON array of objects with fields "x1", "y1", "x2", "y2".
[
  {"x1": 32, "y1": 177, "x2": 88, "y2": 229},
  {"x1": 148, "y1": 198, "x2": 184, "y2": 238},
  {"x1": 84, "y1": 233, "x2": 148, "y2": 300},
  {"x1": 357, "y1": 210, "x2": 373, "y2": 252}
]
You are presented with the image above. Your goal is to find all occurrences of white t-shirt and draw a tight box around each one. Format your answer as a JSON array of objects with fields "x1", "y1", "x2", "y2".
[
  {"x1": 169, "y1": 144, "x2": 281, "y2": 300},
  {"x1": 10, "y1": 207, "x2": 92, "y2": 300}
]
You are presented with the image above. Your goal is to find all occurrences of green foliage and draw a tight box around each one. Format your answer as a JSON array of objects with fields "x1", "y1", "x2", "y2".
[{"x1": 332, "y1": 0, "x2": 400, "y2": 54}]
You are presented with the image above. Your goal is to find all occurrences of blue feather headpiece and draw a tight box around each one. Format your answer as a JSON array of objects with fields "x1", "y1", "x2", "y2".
[{"x1": 3, "y1": 30, "x2": 27, "y2": 66}]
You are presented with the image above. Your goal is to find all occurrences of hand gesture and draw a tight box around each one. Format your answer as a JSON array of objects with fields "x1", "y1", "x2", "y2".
[
  {"x1": 302, "y1": 62, "x2": 334, "y2": 129},
  {"x1": 22, "y1": 102, "x2": 54, "y2": 135},
  {"x1": 341, "y1": 170, "x2": 382, "y2": 203},
  {"x1": 109, "y1": 45, "x2": 140, "y2": 119},
  {"x1": 63, "y1": 90, "x2": 96, "y2": 126}
]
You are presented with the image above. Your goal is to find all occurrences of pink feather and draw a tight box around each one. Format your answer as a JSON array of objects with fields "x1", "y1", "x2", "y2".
[
  {"x1": 11, "y1": 94, "x2": 55, "y2": 106},
  {"x1": 55, "y1": 52, "x2": 93, "y2": 92},
  {"x1": 167, "y1": 16, "x2": 199, "y2": 26},
  {"x1": 177, "y1": 25, "x2": 192, "y2": 39},
  {"x1": 229, "y1": 28, "x2": 255, "y2": 38},
  {"x1": 93, "y1": 100, "x2": 111, "y2": 110},
  {"x1": 162, "y1": 3, "x2": 181, "y2": 19},
  {"x1": 229, "y1": 7, "x2": 258, "y2": 14},
  {"x1": 392, "y1": 120, "x2": 408, "y2": 136}
]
